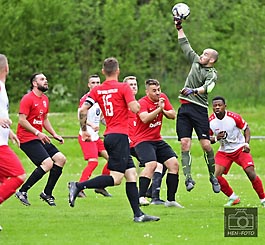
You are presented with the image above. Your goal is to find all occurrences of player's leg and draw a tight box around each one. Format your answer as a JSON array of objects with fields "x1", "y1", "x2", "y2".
[
  {"x1": 240, "y1": 151, "x2": 265, "y2": 207},
  {"x1": 215, "y1": 151, "x2": 240, "y2": 206},
  {"x1": 0, "y1": 146, "x2": 26, "y2": 204},
  {"x1": 40, "y1": 143, "x2": 66, "y2": 206},
  {"x1": 124, "y1": 159, "x2": 160, "y2": 223},
  {"x1": 135, "y1": 142, "x2": 157, "y2": 206},
  {"x1": 150, "y1": 163, "x2": 165, "y2": 205},
  {"x1": 176, "y1": 104, "x2": 195, "y2": 191},
  {"x1": 16, "y1": 140, "x2": 52, "y2": 206}
]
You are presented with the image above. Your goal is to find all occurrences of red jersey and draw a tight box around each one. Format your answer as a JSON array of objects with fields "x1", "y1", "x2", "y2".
[
  {"x1": 17, "y1": 91, "x2": 49, "y2": 143},
  {"x1": 134, "y1": 93, "x2": 173, "y2": 146},
  {"x1": 128, "y1": 109, "x2": 137, "y2": 147},
  {"x1": 85, "y1": 80, "x2": 135, "y2": 135}
]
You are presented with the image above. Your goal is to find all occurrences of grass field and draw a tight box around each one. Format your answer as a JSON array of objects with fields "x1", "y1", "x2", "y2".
[{"x1": 1, "y1": 110, "x2": 265, "y2": 244}]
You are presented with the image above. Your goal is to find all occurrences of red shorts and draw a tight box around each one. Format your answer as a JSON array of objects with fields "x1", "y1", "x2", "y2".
[
  {"x1": 0, "y1": 146, "x2": 25, "y2": 178},
  {"x1": 78, "y1": 135, "x2": 105, "y2": 160},
  {"x1": 215, "y1": 146, "x2": 254, "y2": 175}
]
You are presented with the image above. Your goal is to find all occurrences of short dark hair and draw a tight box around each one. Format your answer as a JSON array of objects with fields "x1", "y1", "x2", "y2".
[
  {"x1": 30, "y1": 72, "x2": 42, "y2": 90},
  {"x1": 89, "y1": 74, "x2": 99, "y2": 79},
  {"x1": 145, "y1": 79, "x2": 159, "y2": 88},
  {"x1": 103, "y1": 57, "x2": 119, "y2": 76},
  {"x1": 212, "y1": 96, "x2": 226, "y2": 104}
]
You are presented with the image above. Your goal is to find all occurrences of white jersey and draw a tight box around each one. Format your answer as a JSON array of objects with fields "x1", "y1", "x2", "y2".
[
  {"x1": 0, "y1": 80, "x2": 10, "y2": 146},
  {"x1": 209, "y1": 110, "x2": 247, "y2": 153},
  {"x1": 79, "y1": 92, "x2": 101, "y2": 141}
]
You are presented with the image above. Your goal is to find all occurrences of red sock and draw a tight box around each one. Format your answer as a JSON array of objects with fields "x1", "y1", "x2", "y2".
[
  {"x1": 251, "y1": 176, "x2": 265, "y2": 199},
  {"x1": 217, "y1": 176, "x2": 233, "y2": 197},
  {"x1": 101, "y1": 163, "x2": 110, "y2": 175},
  {"x1": 79, "y1": 161, "x2": 98, "y2": 182},
  {"x1": 0, "y1": 177, "x2": 24, "y2": 204}
]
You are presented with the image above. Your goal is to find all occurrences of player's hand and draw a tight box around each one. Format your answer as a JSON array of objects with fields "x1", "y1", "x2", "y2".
[
  {"x1": 216, "y1": 131, "x2": 227, "y2": 140},
  {"x1": 0, "y1": 118, "x2": 12, "y2": 128},
  {"x1": 81, "y1": 131, "x2": 91, "y2": 142},
  {"x1": 242, "y1": 143, "x2": 250, "y2": 153},
  {"x1": 37, "y1": 132, "x2": 51, "y2": 144},
  {"x1": 180, "y1": 87, "x2": 198, "y2": 96},
  {"x1": 158, "y1": 97, "x2": 165, "y2": 110},
  {"x1": 9, "y1": 131, "x2": 20, "y2": 147},
  {"x1": 53, "y1": 134, "x2": 64, "y2": 144},
  {"x1": 174, "y1": 17, "x2": 182, "y2": 30}
]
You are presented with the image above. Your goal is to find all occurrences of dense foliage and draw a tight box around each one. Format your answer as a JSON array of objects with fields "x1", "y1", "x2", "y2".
[{"x1": 1, "y1": 0, "x2": 264, "y2": 111}]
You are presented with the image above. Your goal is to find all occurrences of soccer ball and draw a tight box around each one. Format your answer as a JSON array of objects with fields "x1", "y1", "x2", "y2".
[{"x1": 172, "y1": 3, "x2": 190, "y2": 20}]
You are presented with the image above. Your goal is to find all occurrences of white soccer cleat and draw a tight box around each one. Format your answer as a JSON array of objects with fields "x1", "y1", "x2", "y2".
[
  {"x1": 139, "y1": 197, "x2": 150, "y2": 206},
  {"x1": 165, "y1": 200, "x2": 184, "y2": 208}
]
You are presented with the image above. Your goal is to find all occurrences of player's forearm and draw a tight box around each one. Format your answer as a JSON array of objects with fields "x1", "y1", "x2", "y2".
[
  {"x1": 140, "y1": 108, "x2": 161, "y2": 123},
  {"x1": 244, "y1": 126, "x2": 251, "y2": 143},
  {"x1": 43, "y1": 119, "x2": 56, "y2": 136},
  {"x1": 162, "y1": 109, "x2": 176, "y2": 120},
  {"x1": 79, "y1": 110, "x2": 88, "y2": 132}
]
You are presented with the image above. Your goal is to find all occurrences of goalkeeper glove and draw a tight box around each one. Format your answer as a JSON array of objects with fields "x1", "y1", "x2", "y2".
[
  {"x1": 180, "y1": 87, "x2": 198, "y2": 96},
  {"x1": 174, "y1": 17, "x2": 182, "y2": 30}
]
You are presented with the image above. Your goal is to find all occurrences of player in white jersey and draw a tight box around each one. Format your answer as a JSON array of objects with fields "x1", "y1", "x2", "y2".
[
  {"x1": 209, "y1": 96, "x2": 265, "y2": 207},
  {"x1": 77, "y1": 75, "x2": 111, "y2": 197},
  {"x1": 0, "y1": 54, "x2": 26, "y2": 230}
]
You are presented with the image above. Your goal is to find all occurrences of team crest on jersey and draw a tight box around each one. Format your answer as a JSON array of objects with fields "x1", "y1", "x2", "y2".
[
  {"x1": 96, "y1": 108, "x2": 100, "y2": 116},
  {"x1": 43, "y1": 101, "x2": 47, "y2": 108}
]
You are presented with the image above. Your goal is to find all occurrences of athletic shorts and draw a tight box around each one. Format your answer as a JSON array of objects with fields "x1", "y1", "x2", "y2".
[
  {"x1": 134, "y1": 140, "x2": 177, "y2": 166},
  {"x1": 104, "y1": 134, "x2": 135, "y2": 173},
  {"x1": 0, "y1": 145, "x2": 25, "y2": 178},
  {"x1": 20, "y1": 139, "x2": 59, "y2": 166},
  {"x1": 176, "y1": 103, "x2": 210, "y2": 140},
  {"x1": 78, "y1": 135, "x2": 105, "y2": 160},
  {"x1": 215, "y1": 146, "x2": 254, "y2": 175}
]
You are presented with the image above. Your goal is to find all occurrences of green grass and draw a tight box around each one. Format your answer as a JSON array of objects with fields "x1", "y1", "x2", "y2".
[{"x1": 1, "y1": 109, "x2": 265, "y2": 244}]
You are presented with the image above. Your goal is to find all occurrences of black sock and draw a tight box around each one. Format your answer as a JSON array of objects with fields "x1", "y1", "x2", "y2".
[
  {"x1": 126, "y1": 182, "x2": 143, "y2": 217},
  {"x1": 76, "y1": 175, "x2": 114, "y2": 190},
  {"x1": 44, "y1": 164, "x2": 63, "y2": 196},
  {"x1": 152, "y1": 172, "x2": 162, "y2": 199},
  {"x1": 20, "y1": 166, "x2": 46, "y2": 192},
  {"x1": 139, "y1": 177, "x2": 151, "y2": 197},
  {"x1": 166, "y1": 173, "x2": 179, "y2": 201}
]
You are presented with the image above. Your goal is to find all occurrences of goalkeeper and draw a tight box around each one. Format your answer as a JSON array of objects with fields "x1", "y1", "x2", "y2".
[{"x1": 174, "y1": 18, "x2": 220, "y2": 193}]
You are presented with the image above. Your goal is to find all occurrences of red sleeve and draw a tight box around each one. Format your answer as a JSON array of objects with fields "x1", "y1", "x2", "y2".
[
  {"x1": 19, "y1": 94, "x2": 32, "y2": 115},
  {"x1": 227, "y1": 111, "x2": 247, "y2": 130}
]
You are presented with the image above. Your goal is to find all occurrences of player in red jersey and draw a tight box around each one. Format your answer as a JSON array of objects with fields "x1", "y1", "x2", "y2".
[
  {"x1": 134, "y1": 79, "x2": 183, "y2": 208},
  {"x1": 77, "y1": 74, "x2": 111, "y2": 198},
  {"x1": 68, "y1": 57, "x2": 160, "y2": 222},
  {"x1": 15, "y1": 73, "x2": 66, "y2": 206},
  {"x1": 0, "y1": 54, "x2": 26, "y2": 230},
  {"x1": 209, "y1": 96, "x2": 265, "y2": 207}
]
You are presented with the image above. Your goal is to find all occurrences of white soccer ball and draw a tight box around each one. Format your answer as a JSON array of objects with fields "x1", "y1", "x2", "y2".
[{"x1": 172, "y1": 3, "x2": 190, "y2": 20}]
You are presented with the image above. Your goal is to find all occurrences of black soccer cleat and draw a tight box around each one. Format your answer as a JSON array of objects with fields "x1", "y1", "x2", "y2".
[
  {"x1": 15, "y1": 191, "x2": 31, "y2": 206},
  {"x1": 40, "y1": 192, "x2": 56, "y2": 206},
  {"x1": 68, "y1": 182, "x2": 79, "y2": 207},
  {"x1": 134, "y1": 214, "x2": 160, "y2": 223},
  {"x1": 210, "y1": 176, "x2": 221, "y2": 193},
  {"x1": 185, "y1": 177, "x2": 196, "y2": 192},
  {"x1": 94, "y1": 188, "x2": 112, "y2": 197}
]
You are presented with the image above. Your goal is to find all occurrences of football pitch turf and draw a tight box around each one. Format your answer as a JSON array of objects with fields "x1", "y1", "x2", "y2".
[
  {"x1": 1, "y1": 111, "x2": 265, "y2": 244},
  {"x1": 1, "y1": 138, "x2": 265, "y2": 245}
]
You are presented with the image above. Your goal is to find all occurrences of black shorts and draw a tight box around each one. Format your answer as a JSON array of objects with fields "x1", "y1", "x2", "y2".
[
  {"x1": 176, "y1": 103, "x2": 210, "y2": 141},
  {"x1": 20, "y1": 139, "x2": 60, "y2": 166},
  {"x1": 134, "y1": 140, "x2": 177, "y2": 166},
  {"x1": 104, "y1": 134, "x2": 135, "y2": 173}
]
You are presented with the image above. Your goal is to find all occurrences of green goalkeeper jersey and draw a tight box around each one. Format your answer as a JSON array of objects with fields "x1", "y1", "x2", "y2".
[{"x1": 178, "y1": 37, "x2": 217, "y2": 108}]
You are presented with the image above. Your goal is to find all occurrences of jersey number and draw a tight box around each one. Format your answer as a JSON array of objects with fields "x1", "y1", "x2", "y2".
[{"x1": 103, "y1": 94, "x2": 113, "y2": 116}]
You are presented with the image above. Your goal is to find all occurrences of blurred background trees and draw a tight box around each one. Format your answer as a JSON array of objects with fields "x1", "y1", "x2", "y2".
[{"x1": 1, "y1": 0, "x2": 264, "y2": 111}]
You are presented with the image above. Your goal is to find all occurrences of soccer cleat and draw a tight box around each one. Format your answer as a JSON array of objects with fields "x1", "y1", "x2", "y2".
[
  {"x1": 150, "y1": 198, "x2": 165, "y2": 205},
  {"x1": 139, "y1": 197, "x2": 150, "y2": 206},
  {"x1": 210, "y1": 176, "x2": 221, "y2": 193},
  {"x1": 185, "y1": 177, "x2": 195, "y2": 192},
  {"x1": 40, "y1": 192, "x2": 56, "y2": 206},
  {"x1": 94, "y1": 188, "x2": 112, "y2": 197},
  {"x1": 0, "y1": 225, "x2": 2, "y2": 231},
  {"x1": 133, "y1": 214, "x2": 160, "y2": 223},
  {"x1": 15, "y1": 191, "x2": 31, "y2": 206},
  {"x1": 224, "y1": 197, "x2": 240, "y2": 207},
  {"x1": 77, "y1": 190, "x2": 87, "y2": 198},
  {"x1": 68, "y1": 182, "x2": 80, "y2": 207},
  {"x1": 261, "y1": 200, "x2": 265, "y2": 208},
  {"x1": 165, "y1": 200, "x2": 184, "y2": 208}
]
